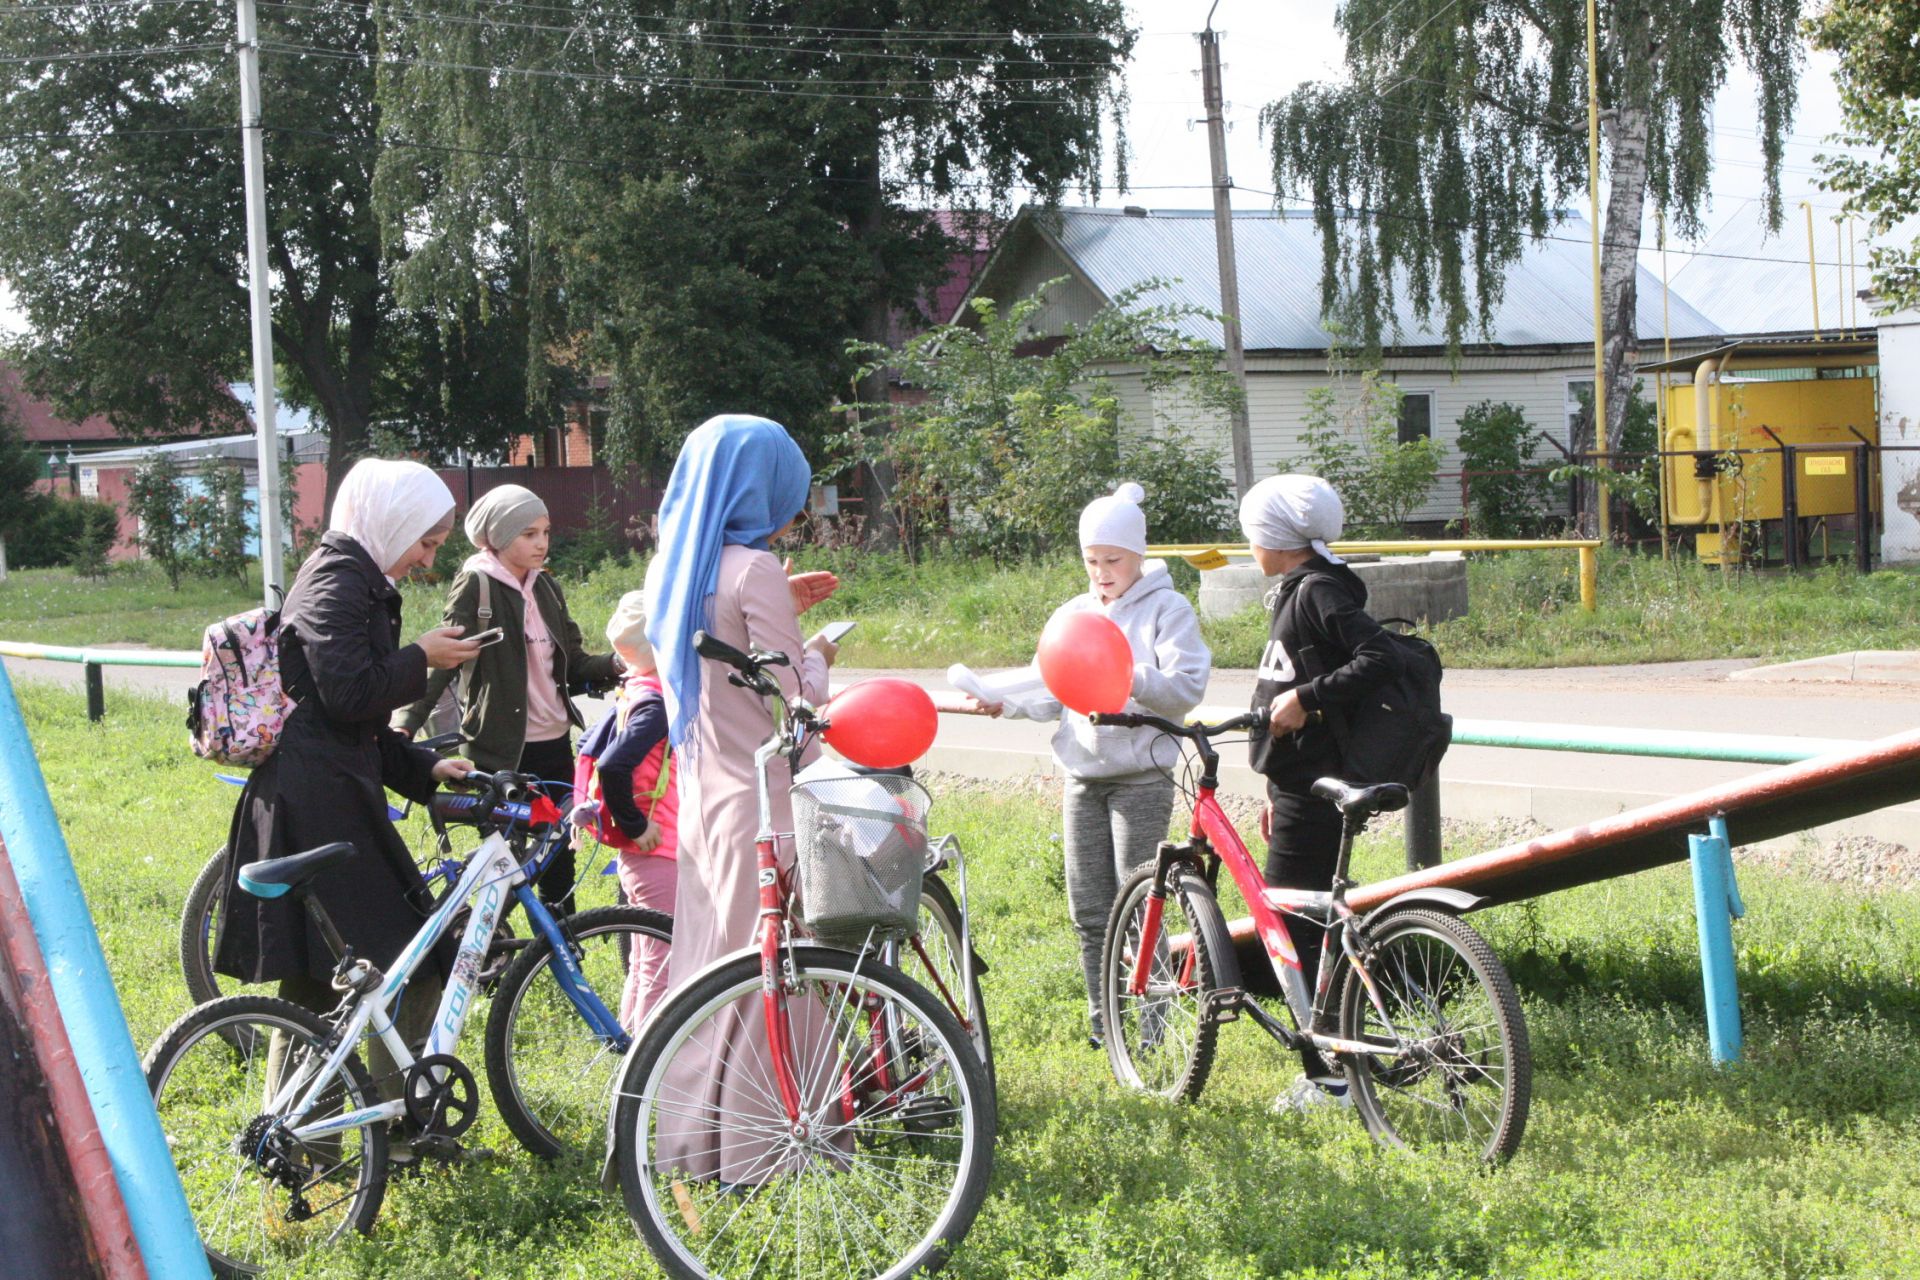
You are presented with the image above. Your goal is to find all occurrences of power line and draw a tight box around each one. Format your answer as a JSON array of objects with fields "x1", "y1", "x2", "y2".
[
  {"x1": 361, "y1": 0, "x2": 1131, "y2": 44},
  {"x1": 256, "y1": 39, "x2": 1118, "y2": 104},
  {"x1": 256, "y1": 0, "x2": 1127, "y2": 70},
  {"x1": 2, "y1": 0, "x2": 214, "y2": 12},
  {"x1": 0, "y1": 40, "x2": 225, "y2": 64}
]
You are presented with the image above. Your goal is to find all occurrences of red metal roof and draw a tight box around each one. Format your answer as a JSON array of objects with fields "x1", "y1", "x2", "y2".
[{"x1": 0, "y1": 360, "x2": 121, "y2": 445}]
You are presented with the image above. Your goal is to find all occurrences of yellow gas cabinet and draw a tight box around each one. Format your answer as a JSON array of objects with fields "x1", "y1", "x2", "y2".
[{"x1": 1655, "y1": 342, "x2": 1878, "y2": 565}]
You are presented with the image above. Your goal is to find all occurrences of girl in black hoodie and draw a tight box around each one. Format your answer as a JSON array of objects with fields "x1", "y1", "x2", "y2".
[{"x1": 1239, "y1": 474, "x2": 1401, "y2": 1110}]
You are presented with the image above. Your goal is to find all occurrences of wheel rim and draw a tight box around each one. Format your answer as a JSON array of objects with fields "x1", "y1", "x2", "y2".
[
  {"x1": 910, "y1": 888, "x2": 987, "y2": 1068},
  {"x1": 500, "y1": 917, "x2": 663, "y2": 1153},
  {"x1": 1347, "y1": 924, "x2": 1514, "y2": 1156},
  {"x1": 1109, "y1": 881, "x2": 1208, "y2": 1095},
  {"x1": 629, "y1": 961, "x2": 984, "y2": 1280},
  {"x1": 151, "y1": 1011, "x2": 375, "y2": 1273}
]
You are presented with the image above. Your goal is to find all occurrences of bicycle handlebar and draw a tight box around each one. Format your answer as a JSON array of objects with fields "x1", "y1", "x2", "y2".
[
  {"x1": 1088, "y1": 710, "x2": 1261, "y2": 739},
  {"x1": 693, "y1": 630, "x2": 790, "y2": 677}
]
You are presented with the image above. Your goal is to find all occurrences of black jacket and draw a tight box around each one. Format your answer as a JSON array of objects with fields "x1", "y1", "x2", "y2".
[
  {"x1": 395, "y1": 566, "x2": 622, "y2": 772},
  {"x1": 1248, "y1": 556, "x2": 1403, "y2": 793},
  {"x1": 215, "y1": 531, "x2": 446, "y2": 985}
]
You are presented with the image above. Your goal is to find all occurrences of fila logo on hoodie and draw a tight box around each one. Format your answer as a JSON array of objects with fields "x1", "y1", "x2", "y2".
[{"x1": 1256, "y1": 638, "x2": 1297, "y2": 685}]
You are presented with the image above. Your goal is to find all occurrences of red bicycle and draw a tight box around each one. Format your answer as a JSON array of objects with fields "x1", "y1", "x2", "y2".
[{"x1": 1094, "y1": 710, "x2": 1531, "y2": 1162}]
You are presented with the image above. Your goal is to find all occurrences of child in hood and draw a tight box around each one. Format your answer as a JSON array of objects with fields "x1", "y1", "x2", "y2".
[
  {"x1": 994, "y1": 482, "x2": 1210, "y2": 1048},
  {"x1": 571, "y1": 591, "x2": 677, "y2": 1027}
]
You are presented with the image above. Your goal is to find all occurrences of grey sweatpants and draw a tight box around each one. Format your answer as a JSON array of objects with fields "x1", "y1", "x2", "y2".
[{"x1": 1063, "y1": 774, "x2": 1177, "y2": 1031}]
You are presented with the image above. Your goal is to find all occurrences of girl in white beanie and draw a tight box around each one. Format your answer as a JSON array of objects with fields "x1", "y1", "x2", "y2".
[{"x1": 991, "y1": 481, "x2": 1211, "y2": 1048}]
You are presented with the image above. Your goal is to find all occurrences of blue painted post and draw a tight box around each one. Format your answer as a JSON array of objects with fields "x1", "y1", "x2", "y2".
[
  {"x1": 1688, "y1": 815, "x2": 1746, "y2": 1064},
  {"x1": 0, "y1": 664, "x2": 212, "y2": 1277}
]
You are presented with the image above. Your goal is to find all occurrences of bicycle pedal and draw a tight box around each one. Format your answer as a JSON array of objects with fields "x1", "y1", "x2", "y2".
[{"x1": 1206, "y1": 987, "x2": 1244, "y2": 1021}]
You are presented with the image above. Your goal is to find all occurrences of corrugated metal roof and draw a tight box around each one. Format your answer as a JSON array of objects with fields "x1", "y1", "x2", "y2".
[
  {"x1": 996, "y1": 206, "x2": 1723, "y2": 351},
  {"x1": 1666, "y1": 198, "x2": 1897, "y2": 339}
]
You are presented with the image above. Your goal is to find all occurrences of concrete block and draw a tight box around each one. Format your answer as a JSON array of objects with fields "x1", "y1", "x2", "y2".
[{"x1": 1196, "y1": 555, "x2": 1470, "y2": 624}]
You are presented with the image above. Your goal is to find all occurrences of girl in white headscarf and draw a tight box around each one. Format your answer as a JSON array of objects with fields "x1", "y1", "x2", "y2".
[
  {"x1": 1239, "y1": 473, "x2": 1403, "y2": 1114},
  {"x1": 216, "y1": 458, "x2": 482, "y2": 1161}
]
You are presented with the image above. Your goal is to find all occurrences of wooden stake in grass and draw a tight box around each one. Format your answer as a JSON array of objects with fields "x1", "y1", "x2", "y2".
[{"x1": 671, "y1": 1179, "x2": 703, "y2": 1235}]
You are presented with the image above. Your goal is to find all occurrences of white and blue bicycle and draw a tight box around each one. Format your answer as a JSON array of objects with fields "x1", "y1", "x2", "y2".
[{"x1": 143, "y1": 768, "x2": 669, "y2": 1277}]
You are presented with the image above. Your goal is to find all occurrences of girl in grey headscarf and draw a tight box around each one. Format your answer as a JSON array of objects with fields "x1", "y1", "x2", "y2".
[{"x1": 397, "y1": 483, "x2": 624, "y2": 915}]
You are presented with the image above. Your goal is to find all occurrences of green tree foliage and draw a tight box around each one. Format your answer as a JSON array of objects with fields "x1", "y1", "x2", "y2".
[
  {"x1": 127, "y1": 454, "x2": 189, "y2": 590},
  {"x1": 1455, "y1": 401, "x2": 1548, "y2": 537},
  {"x1": 1810, "y1": 1, "x2": 1920, "y2": 309},
  {"x1": 842, "y1": 279, "x2": 1238, "y2": 559},
  {"x1": 371, "y1": 0, "x2": 1132, "y2": 470},
  {"x1": 0, "y1": 2, "x2": 558, "y2": 503},
  {"x1": 181, "y1": 461, "x2": 253, "y2": 582},
  {"x1": 0, "y1": 396, "x2": 42, "y2": 544},
  {"x1": 1297, "y1": 368, "x2": 1444, "y2": 535},
  {"x1": 1263, "y1": 0, "x2": 1803, "y2": 508}
]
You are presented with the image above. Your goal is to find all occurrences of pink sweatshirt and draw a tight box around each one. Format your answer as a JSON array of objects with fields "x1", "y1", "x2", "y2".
[{"x1": 468, "y1": 551, "x2": 571, "y2": 745}]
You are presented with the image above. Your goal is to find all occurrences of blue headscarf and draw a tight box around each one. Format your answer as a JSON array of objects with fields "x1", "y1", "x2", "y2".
[{"x1": 645, "y1": 415, "x2": 813, "y2": 746}]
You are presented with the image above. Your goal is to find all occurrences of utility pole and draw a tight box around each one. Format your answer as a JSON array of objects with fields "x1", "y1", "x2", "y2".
[
  {"x1": 235, "y1": 0, "x2": 285, "y2": 607},
  {"x1": 1199, "y1": 11, "x2": 1255, "y2": 499}
]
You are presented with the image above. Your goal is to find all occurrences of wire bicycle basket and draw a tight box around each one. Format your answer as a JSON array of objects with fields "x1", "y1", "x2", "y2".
[{"x1": 789, "y1": 771, "x2": 932, "y2": 945}]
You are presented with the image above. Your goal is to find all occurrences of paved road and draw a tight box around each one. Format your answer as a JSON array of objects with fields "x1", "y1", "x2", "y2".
[{"x1": 10, "y1": 651, "x2": 1918, "y2": 847}]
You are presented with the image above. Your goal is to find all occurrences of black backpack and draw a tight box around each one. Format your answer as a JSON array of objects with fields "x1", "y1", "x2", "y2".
[
  {"x1": 1277, "y1": 572, "x2": 1452, "y2": 790},
  {"x1": 1322, "y1": 621, "x2": 1452, "y2": 789}
]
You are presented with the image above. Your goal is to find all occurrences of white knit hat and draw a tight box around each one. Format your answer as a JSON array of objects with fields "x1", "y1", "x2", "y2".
[
  {"x1": 1078, "y1": 482, "x2": 1148, "y2": 554},
  {"x1": 604, "y1": 590, "x2": 653, "y2": 670}
]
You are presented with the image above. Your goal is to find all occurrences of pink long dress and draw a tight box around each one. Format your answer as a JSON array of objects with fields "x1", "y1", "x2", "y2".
[{"x1": 655, "y1": 544, "x2": 831, "y2": 1182}]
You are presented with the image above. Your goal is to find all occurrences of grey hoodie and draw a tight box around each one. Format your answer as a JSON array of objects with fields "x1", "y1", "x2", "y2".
[{"x1": 1007, "y1": 562, "x2": 1212, "y2": 780}]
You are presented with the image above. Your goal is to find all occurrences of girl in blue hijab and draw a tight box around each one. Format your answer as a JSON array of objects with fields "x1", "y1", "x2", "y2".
[
  {"x1": 644, "y1": 414, "x2": 833, "y2": 744},
  {"x1": 645, "y1": 416, "x2": 844, "y2": 1180}
]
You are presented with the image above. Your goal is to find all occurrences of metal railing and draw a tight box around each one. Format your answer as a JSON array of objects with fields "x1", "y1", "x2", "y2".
[{"x1": 0, "y1": 642, "x2": 198, "y2": 721}]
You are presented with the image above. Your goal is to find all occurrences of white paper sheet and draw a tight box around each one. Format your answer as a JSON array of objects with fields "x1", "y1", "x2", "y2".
[{"x1": 946, "y1": 663, "x2": 1058, "y2": 719}]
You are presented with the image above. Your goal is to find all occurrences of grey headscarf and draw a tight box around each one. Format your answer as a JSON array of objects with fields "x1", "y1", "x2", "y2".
[{"x1": 464, "y1": 484, "x2": 549, "y2": 551}]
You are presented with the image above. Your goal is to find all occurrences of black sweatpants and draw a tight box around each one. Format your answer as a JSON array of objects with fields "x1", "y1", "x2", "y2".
[
  {"x1": 1265, "y1": 783, "x2": 1343, "y2": 1077},
  {"x1": 518, "y1": 734, "x2": 579, "y2": 917}
]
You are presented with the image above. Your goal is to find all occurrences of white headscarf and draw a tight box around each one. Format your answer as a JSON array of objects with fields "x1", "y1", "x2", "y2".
[
  {"x1": 1239, "y1": 474, "x2": 1346, "y2": 565},
  {"x1": 329, "y1": 459, "x2": 456, "y2": 576}
]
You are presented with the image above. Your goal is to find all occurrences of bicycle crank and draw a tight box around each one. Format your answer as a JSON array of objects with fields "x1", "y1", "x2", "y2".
[{"x1": 402, "y1": 1053, "x2": 480, "y2": 1138}]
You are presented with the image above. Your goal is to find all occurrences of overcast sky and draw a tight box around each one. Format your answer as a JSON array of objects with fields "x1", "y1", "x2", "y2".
[{"x1": 0, "y1": 1, "x2": 1868, "y2": 340}]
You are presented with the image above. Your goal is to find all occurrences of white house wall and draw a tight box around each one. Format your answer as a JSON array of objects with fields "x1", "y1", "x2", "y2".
[{"x1": 1098, "y1": 356, "x2": 1592, "y2": 524}]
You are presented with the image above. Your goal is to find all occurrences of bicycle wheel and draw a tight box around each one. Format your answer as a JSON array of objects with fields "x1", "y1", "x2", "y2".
[
  {"x1": 144, "y1": 994, "x2": 387, "y2": 1278},
  {"x1": 484, "y1": 903, "x2": 673, "y2": 1159},
  {"x1": 1337, "y1": 906, "x2": 1531, "y2": 1162},
  {"x1": 613, "y1": 945, "x2": 995, "y2": 1280},
  {"x1": 902, "y1": 872, "x2": 993, "y2": 1089},
  {"x1": 1101, "y1": 862, "x2": 1238, "y2": 1102},
  {"x1": 179, "y1": 846, "x2": 229, "y2": 1007}
]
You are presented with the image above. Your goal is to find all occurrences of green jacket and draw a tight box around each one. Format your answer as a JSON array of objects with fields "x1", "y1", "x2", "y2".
[{"x1": 395, "y1": 566, "x2": 623, "y2": 772}]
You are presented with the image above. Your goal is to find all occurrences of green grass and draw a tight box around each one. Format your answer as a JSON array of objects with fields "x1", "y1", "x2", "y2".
[
  {"x1": 9, "y1": 548, "x2": 1920, "y2": 673},
  {"x1": 16, "y1": 681, "x2": 1920, "y2": 1278}
]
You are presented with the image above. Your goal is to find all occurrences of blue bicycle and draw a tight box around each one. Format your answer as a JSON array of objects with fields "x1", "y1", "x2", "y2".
[{"x1": 147, "y1": 768, "x2": 670, "y2": 1276}]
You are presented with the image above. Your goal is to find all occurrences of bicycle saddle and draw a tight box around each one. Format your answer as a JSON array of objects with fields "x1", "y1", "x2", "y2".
[
  {"x1": 1310, "y1": 777, "x2": 1411, "y2": 818},
  {"x1": 236, "y1": 842, "x2": 356, "y2": 900}
]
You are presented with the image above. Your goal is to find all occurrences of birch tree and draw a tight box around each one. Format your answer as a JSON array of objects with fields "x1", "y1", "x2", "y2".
[{"x1": 1264, "y1": 0, "x2": 1802, "y2": 528}]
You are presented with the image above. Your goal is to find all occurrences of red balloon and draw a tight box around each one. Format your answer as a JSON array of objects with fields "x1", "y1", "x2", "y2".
[
  {"x1": 822, "y1": 678, "x2": 939, "y2": 768},
  {"x1": 1037, "y1": 610, "x2": 1134, "y2": 715}
]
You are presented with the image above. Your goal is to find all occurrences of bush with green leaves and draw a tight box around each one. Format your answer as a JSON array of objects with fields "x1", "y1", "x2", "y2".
[
  {"x1": 1455, "y1": 400, "x2": 1549, "y2": 537},
  {"x1": 841, "y1": 278, "x2": 1242, "y2": 560},
  {"x1": 1296, "y1": 367, "x2": 1444, "y2": 534},
  {"x1": 1, "y1": 495, "x2": 119, "y2": 570},
  {"x1": 181, "y1": 461, "x2": 253, "y2": 582},
  {"x1": 126, "y1": 454, "x2": 189, "y2": 589}
]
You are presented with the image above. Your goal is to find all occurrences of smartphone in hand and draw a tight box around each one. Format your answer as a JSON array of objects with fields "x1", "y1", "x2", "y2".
[
  {"x1": 468, "y1": 626, "x2": 507, "y2": 648},
  {"x1": 808, "y1": 619, "x2": 857, "y2": 647}
]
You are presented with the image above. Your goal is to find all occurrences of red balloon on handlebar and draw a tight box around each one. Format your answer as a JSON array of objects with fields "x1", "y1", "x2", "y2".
[{"x1": 822, "y1": 678, "x2": 939, "y2": 768}]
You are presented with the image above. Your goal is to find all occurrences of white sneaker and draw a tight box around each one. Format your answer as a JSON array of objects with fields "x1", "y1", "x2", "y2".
[{"x1": 1271, "y1": 1074, "x2": 1352, "y2": 1114}]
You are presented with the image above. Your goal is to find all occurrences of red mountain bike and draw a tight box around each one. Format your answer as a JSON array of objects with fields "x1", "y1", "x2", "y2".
[{"x1": 1093, "y1": 710, "x2": 1531, "y2": 1162}]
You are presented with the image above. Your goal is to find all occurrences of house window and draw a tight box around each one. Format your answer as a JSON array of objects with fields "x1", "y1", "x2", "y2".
[{"x1": 1398, "y1": 392, "x2": 1433, "y2": 444}]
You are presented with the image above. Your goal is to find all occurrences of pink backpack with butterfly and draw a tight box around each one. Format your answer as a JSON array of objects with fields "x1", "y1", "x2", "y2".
[{"x1": 187, "y1": 606, "x2": 294, "y2": 767}]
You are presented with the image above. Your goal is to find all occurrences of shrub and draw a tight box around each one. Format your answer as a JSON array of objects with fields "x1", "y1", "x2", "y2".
[
  {"x1": 1297, "y1": 367, "x2": 1444, "y2": 534},
  {"x1": 1455, "y1": 400, "x2": 1549, "y2": 537},
  {"x1": 126, "y1": 454, "x2": 189, "y2": 588},
  {"x1": 2, "y1": 494, "x2": 120, "y2": 570}
]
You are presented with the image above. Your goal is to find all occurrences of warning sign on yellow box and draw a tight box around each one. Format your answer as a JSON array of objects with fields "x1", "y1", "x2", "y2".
[{"x1": 1805, "y1": 456, "x2": 1848, "y2": 477}]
